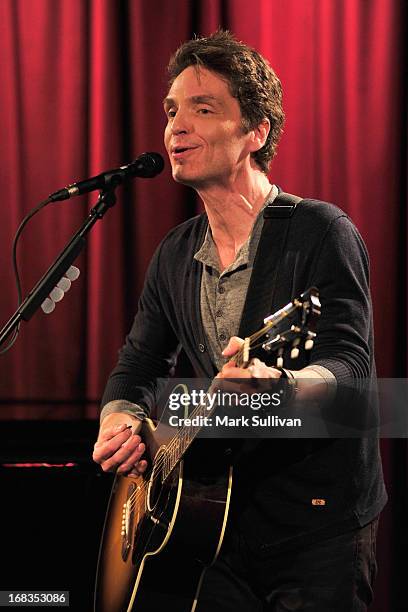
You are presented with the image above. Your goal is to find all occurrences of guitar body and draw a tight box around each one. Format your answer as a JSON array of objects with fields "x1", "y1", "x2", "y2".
[{"x1": 94, "y1": 418, "x2": 233, "y2": 612}]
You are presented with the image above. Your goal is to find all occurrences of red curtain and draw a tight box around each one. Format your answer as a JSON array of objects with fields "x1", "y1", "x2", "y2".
[
  {"x1": 0, "y1": 1, "x2": 406, "y2": 608},
  {"x1": 0, "y1": 0, "x2": 404, "y2": 414}
]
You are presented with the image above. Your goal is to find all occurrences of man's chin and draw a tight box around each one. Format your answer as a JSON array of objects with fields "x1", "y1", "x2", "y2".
[{"x1": 172, "y1": 169, "x2": 200, "y2": 188}]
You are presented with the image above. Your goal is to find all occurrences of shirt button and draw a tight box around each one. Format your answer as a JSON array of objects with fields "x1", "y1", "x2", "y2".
[
  {"x1": 215, "y1": 310, "x2": 223, "y2": 318},
  {"x1": 219, "y1": 333, "x2": 227, "y2": 342},
  {"x1": 218, "y1": 286, "x2": 225, "y2": 294},
  {"x1": 198, "y1": 343, "x2": 206, "y2": 353}
]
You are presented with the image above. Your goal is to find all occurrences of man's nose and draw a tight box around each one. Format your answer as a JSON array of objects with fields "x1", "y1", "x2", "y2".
[{"x1": 171, "y1": 109, "x2": 191, "y2": 134}]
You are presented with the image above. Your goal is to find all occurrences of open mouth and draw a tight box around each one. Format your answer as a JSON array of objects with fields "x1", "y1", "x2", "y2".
[{"x1": 172, "y1": 146, "x2": 199, "y2": 156}]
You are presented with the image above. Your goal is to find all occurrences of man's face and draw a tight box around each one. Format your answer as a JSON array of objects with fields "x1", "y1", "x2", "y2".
[{"x1": 164, "y1": 66, "x2": 254, "y2": 189}]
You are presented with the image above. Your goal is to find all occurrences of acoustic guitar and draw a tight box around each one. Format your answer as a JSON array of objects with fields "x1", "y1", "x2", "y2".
[{"x1": 94, "y1": 288, "x2": 321, "y2": 612}]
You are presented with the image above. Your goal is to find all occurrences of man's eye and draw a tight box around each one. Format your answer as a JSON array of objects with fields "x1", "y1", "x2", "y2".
[
  {"x1": 167, "y1": 110, "x2": 176, "y2": 118},
  {"x1": 198, "y1": 108, "x2": 211, "y2": 114}
]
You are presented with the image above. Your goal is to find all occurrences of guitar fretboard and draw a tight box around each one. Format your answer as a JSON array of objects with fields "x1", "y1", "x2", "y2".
[{"x1": 162, "y1": 385, "x2": 219, "y2": 482}]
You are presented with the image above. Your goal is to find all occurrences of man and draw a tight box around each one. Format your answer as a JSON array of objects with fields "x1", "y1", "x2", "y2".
[{"x1": 93, "y1": 31, "x2": 386, "y2": 611}]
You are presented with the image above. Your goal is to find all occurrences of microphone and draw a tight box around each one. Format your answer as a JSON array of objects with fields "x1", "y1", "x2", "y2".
[{"x1": 49, "y1": 152, "x2": 164, "y2": 202}]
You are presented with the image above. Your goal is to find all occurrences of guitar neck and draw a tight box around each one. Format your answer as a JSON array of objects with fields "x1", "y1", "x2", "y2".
[{"x1": 162, "y1": 382, "x2": 221, "y2": 482}]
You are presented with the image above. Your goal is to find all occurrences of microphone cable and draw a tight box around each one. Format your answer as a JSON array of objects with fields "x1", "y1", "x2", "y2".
[{"x1": 1, "y1": 197, "x2": 52, "y2": 355}]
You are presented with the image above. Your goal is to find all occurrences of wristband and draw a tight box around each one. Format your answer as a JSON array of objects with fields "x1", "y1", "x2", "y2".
[{"x1": 276, "y1": 367, "x2": 298, "y2": 404}]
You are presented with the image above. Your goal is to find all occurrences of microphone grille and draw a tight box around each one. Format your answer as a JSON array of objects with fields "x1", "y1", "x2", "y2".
[{"x1": 132, "y1": 152, "x2": 164, "y2": 178}]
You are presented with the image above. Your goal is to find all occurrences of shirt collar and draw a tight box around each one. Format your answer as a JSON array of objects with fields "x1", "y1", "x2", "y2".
[{"x1": 194, "y1": 184, "x2": 278, "y2": 273}]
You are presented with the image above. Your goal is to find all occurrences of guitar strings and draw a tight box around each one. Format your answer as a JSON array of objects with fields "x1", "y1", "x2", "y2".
[{"x1": 124, "y1": 305, "x2": 299, "y2": 512}]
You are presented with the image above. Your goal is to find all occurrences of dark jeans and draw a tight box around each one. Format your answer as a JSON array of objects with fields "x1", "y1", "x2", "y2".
[{"x1": 195, "y1": 518, "x2": 379, "y2": 612}]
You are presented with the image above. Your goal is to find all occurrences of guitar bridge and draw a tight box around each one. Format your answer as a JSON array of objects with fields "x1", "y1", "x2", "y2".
[{"x1": 120, "y1": 482, "x2": 138, "y2": 562}]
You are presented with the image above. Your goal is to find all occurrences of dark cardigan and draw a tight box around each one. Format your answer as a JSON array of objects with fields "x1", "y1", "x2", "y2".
[{"x1": 102, "y1": 198, "x2": 387, "y2": 552}]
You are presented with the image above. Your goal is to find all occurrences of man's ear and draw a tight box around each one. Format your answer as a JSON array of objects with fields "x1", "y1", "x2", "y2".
[{"x1": 249, "y1": 118, "x2": 270, "y2": 152}]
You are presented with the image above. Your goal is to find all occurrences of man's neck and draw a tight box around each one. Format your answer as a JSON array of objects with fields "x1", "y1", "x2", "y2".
[{"x1": 196, "y1": 171, "x2": 272, "y2": 269}]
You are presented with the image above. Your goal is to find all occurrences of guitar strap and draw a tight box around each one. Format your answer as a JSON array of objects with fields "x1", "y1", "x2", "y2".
[
  {"x1": 238, "y1": 191, "x2": 303, "y2": 341},
  {"x1": 263, "y1": 191, "x2": 302, "y2": 219}
]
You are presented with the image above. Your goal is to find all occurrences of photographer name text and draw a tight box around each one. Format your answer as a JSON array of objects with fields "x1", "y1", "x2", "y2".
[{"x1": 168, "y1": 414, "x2": 302, "y2": 428}]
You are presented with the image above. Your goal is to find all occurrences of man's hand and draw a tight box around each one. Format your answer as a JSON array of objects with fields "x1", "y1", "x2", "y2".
[
  {"x1": 217, "y1": 337, "x2": 333, "y2": 401},
  {"x1": 216, "y1": 336, "x2": 282, "y2": 380},
  {"x1": 92, "y1": 412, "x2": 147, "y2": 477}
]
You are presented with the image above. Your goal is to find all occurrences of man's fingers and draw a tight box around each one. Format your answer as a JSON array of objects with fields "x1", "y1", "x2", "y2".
[
  {"x1": 93, "y1": 429, "x2": 141, "y2": 465},
  {"x1": 96, "y1": 423, "x2": 133, "y2": 443},
  {"x1": 127, "y1": 460, "x2": 148, "y2": 477},
  {"x1": 222, "y1": 336, "x2": 244, "y2": 357},
  {"x1": 216, "y1": 357, "x2": 282, "y2": 382},
  {"x1": 98, "y1": 437, "x2": 143, "y2": 473},
  {"x1": 117, "y1": 443, "x2": 146, "y2": 474},
  {"x1": 218, "y1": 364, "x2": 252, "y2": 379}
]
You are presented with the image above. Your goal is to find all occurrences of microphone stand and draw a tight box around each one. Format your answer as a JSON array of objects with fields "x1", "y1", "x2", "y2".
[{"x1": 0, "y1": 184, "x2": 118, "y2": 348}]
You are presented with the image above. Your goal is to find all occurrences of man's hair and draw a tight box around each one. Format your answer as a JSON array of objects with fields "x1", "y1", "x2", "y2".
[{"x1": 167, "y1": 30, "x2": 285, "y2": 173}]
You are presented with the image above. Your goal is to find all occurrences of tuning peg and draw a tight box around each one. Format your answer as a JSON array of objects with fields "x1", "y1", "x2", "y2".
[
  {"x1": 290, "y1": 337, "x2": 300, "y2": 359},
  {"x1": 276, "y1": 348, "x2": 284, "y2": 368},
  {"x1": 304, "y1": 331, "x2": 316, "y2": 351},
  {"x1": 305, "y1": 339, "x2": 314, "y2": 351}
]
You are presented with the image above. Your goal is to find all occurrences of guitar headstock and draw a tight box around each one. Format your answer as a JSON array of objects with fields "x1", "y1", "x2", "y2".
[{"x1": 238, "y1": 287, "x2": 321, "y2": 368}]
